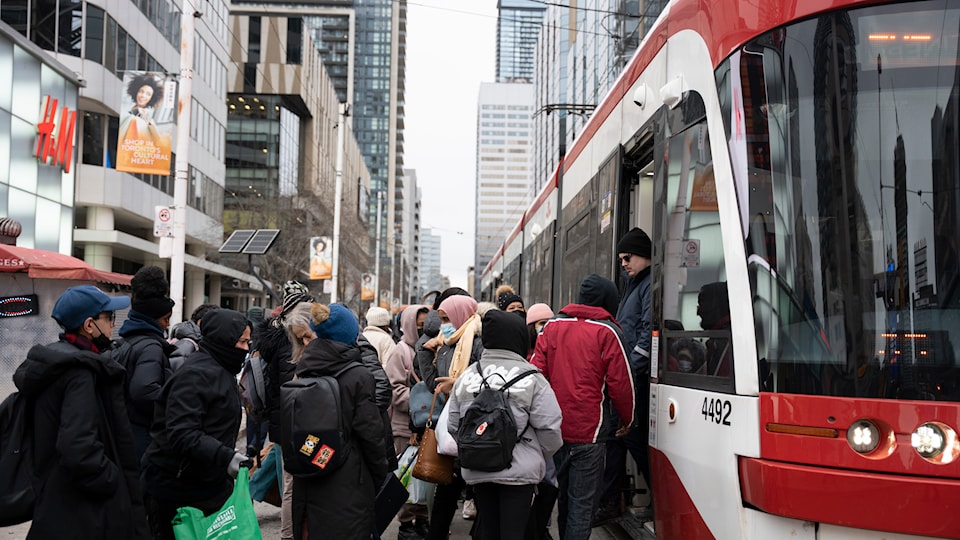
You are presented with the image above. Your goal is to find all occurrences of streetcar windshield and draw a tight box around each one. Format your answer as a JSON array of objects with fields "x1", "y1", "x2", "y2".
[{"x1": 719, "y1": 0, "x2": 960, "y2": 400}]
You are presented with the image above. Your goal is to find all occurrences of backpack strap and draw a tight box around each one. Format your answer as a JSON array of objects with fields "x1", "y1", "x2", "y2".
[
  {"x1": 500, "y1": 369, "x2": 539, "y2": 393},
  {"x1": 249, "y1": 354, "x2": 267, "y2": 407},
  {"x1": 333, "y1": 362, "x2": 364, "y2": 378}
]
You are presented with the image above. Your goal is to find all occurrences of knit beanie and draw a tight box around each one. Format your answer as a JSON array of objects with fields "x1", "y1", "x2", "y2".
[
  {"x1": 616, "y1": 227, "x2": 652, "y2": 258},
  {"x1": 280, "y1": 280, "x2": 314, "y2": 319},
  {"x1": 525, "y1": 303, "x2": 555, "y2": 325},
  {"x1": 497, "y1": 292, "x2": 524, "y2": 312},
  {"x1": 365, "y1": 306, "x2": 391, "y2": 327},
  {"x1": 481, "y1": 309, "x2": 529, "y2": 358},
  {"x1": 130, "y1": 265, "x2": 175, "y2": 319},
  {"x1": 309, "y1": 303, "x2": 359, "y2": 346}
]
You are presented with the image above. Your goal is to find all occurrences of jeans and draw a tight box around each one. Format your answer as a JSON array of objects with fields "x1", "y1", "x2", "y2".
[
  {"x1": 600, "y1": 378, "x2": 651, "y2": 506},
  {"x1": 554, "y1": 442, "x2": 605, "y2": 540}
]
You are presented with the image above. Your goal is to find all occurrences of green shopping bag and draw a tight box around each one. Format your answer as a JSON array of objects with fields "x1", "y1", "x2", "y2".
[{"x1": 172, "y1": 468, "x2": 263, "y2": 540}]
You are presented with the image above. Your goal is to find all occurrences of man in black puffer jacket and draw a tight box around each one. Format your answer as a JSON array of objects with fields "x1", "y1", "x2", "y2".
[
  {"x1": 141, "y1": 309, "x2": 253, "y2": 540},
  {"x1": 118, "y1": 265, "x2": 176, "y2": 462},
  {"x1": 14, "y1": 286, "x2": 149, "y2": 540}
]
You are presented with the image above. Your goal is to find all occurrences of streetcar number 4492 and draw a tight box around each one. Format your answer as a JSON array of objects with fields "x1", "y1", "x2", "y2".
[{"x1": 701, "y1": 397, "x2": 732, "y2": 426}]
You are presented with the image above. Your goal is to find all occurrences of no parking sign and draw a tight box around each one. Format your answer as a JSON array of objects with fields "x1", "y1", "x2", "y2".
[{"x1": 154, "y1": 206, "x2": 174, "y2": 238}]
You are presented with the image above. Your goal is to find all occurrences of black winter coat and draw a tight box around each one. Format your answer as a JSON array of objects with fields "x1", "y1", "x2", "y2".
[
  {"x1": 255, "y1": 317, "x2": 297, "y2": 444},
  {"x1": 141, "y1": 349, "x2": 243, "y2": 511},
  {"x1": 292, "y1": 338, "x2": 389, "y2": 540},
  {"x1": 13, "y1": 340, "x2": 149, "y2": 540},
  {"x1": 117, "y1": 310, "x2": 174, "y2": 430}
]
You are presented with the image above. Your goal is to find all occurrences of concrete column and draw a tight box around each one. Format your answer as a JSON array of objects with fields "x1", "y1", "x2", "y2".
[
  {"x1": 84, "y1": 206, "x2": 113, "y2": 271},
  {"x1": 184, "y1": 270, "x2": 205, "y2": 318},
  {"x1": 208, "y1": 275, "x2": 222, "y2": 306}
]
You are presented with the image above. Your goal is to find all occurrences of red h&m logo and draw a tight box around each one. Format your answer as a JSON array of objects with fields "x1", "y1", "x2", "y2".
[{"x1": 35, "y1": 96, "x2": 76, "y2": 173}]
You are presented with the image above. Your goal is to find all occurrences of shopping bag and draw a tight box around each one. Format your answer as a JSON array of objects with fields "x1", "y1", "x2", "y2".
[
  {"x1": 435, "y1": 401, "x2": 458, "y2": 457},
  {"x1": 172, "y1": 468, "x2": 263, "y2": 540},
  {"x1": 248, "y1": 443, "x2": 283, "y2": 507},
  {"x1": 396, "y1": 445, "x2": 433, "y2": 505}
]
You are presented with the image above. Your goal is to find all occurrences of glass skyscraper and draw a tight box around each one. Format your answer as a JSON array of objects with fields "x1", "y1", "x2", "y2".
[{"x1": 497, "y1": 0, "x2": 546, "y2": 83}]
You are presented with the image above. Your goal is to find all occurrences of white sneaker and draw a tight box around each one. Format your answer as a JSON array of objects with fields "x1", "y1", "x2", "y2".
[{"x1": 462, "y1": 499, "x2": 477, "y2": 520}]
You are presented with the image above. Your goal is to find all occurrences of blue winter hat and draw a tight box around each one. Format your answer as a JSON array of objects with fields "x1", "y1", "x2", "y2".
[
  {"x1": 52, "y1": 285, "x2": 130, "y2": 330},
  {"x1": 309, "y1": 303, "x2": 359, "y2": 346}
]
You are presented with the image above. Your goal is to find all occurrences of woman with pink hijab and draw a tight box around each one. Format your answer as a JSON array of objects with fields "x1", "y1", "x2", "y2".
[{"x1": 420, "y1": 294, "x2": 484, "y2": 540}]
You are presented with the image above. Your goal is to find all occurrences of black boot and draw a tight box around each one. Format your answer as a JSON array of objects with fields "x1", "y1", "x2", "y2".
[{"x1": 398, "y1": 521, "x2": 422, "y2": 540}]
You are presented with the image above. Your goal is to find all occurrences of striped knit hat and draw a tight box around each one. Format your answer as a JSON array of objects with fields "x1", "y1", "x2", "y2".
[{"x1": 280, "y1": 281, "x2": 313, "y2": 318}]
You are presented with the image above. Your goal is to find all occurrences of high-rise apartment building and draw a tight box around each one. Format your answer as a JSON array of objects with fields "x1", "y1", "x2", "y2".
[
  {"x1": 419, "y1": 228, "x2": 442, "y2": 296},
  {"x1": 474, "y1": 83, "x2": 534, "y2": 292},
  {"x1": 496, "y1": 0, "x2": 546, "y2": 83},
  {"x1": 401, "y1": 168, "x2": 421, "y2": 304}
]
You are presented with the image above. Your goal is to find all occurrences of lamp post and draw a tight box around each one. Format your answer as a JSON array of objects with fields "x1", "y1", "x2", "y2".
[
  {"x1": 330, "y1": 102, "x2": 350, "y2": 304},
  {"x1": 169, "y1": 0, "x2": 199, "y2": 325}
]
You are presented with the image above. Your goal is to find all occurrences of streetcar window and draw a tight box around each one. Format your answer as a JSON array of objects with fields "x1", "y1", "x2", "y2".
[
  {"x1": 656, "y1": 96, "x2": 734, "y2": 392},
  {"x1": 719, "y1": 1, "x2": 960, "y2": 401}
]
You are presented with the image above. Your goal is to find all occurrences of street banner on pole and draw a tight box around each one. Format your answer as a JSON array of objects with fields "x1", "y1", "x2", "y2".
[
  {"x1": 309, "y1": 236, "x2": 332, "y2": 280},
  {"x1": 117, "y1": 71, "x2": 177, "y2": 175},
  {"x1": 361, "y1": 273, "x2": 375, "y2": 301}
]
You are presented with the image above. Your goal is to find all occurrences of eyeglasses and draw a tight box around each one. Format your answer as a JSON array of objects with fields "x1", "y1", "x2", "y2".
[
  {"x1": 99, "y1": 311, "x2": 116, "y2": 324},
  {"x1": 619, "y1": 254, "x2": 633, "y2": 264}
]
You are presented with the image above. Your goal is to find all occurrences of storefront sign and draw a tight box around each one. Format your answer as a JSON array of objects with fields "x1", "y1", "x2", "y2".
[
  {"x1": 0, "y1": 256, "x2": 26, "y2": 271},
  {"x1": 35, "y1": 96, "x2": 76, "y2": 173},
  {"x1": 0, "y1": 294, "x2": 39, "y2": 317}
]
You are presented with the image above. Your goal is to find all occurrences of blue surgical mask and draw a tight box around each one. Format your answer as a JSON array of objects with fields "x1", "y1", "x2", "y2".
[{"x1": 440, "y1": 323, "x2": 456, "y2": 339}]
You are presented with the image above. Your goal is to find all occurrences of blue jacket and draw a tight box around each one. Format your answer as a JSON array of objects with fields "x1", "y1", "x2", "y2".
[{"x1": 617, "y1": 267, "x2": 652, "y2": 374}]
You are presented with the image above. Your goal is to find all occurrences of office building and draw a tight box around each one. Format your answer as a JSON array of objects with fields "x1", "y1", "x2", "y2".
[
  {"x1": 420, "y1": 227, "x2": 442, "y2": 296},
  {"x1": 1, "y1": 0, "x2": 262, "y2": 314},
  {"x1": 497, "y1": 0, "x2": 546, "y2": 83},
  {"x1": 474, "y1": 83, "x2": 534, "y2": 292},
  {"x1": 401, "y1": 168, "x2": 421, "y2": 304}
]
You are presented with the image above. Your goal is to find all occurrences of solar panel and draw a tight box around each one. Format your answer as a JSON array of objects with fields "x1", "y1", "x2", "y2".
[
  {"x1": 219, "y1": 230, "x2": 256, "y2": 253},
  {"x1": 243, "y1": 229, "x2": 281, "y2": 255}
]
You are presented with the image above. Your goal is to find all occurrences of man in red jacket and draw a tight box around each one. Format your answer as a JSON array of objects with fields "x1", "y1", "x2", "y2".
[{"x1": 530, "y1": 274, "x2": 635, "y2": 540}]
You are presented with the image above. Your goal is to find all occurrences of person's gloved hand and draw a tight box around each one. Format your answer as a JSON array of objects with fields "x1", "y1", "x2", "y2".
[{"x1": 227, "y1": 451, "x2": 249, "y2": 478}]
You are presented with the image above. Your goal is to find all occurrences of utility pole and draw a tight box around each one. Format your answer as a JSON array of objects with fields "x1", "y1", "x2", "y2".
[
  {"x1": 374, "y1": 191, "x2": 383, "y2": 306},
  {"x1": 169, "y1": 0, "x2": 198, "y2": 325},
  {"x1": 330, "y1": 102, "x2": 350, "y2": 303}
]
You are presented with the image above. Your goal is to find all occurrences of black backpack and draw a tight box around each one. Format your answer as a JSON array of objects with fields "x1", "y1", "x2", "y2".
[
  {"x1": 457, "y1": 360, "x2": 539, "y2": 472},
  {"x1": 0, "y1": 391, "x2": 34, "y2": 526},
  {"x1": 280, "y1": 362, "x2": 363, "y2": 478}
]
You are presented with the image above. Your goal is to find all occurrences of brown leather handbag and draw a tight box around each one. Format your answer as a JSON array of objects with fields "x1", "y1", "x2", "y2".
[{"x1": 411, "y1": 392, "x2": 455, "y2": 485}]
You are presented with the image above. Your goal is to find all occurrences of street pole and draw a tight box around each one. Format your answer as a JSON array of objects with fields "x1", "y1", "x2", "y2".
[
  {"x1": 374, "y1": 191, "x2": 383, "y2": 305},
  {"x1": 169, "y1": 0, "x2": 197, "y2": 325},
  {"x1": 330, "y1": 102, "x2": 349, "y2": 304}
]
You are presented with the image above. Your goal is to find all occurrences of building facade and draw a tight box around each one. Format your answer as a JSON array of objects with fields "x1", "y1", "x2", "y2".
[
  {"x1": 496, "y1": 0, "x2": 546, "y2": 83},
  {"x1": 226, "y1": 9, "x2": 372, "y2": 312},
  {"x1": 474, "y1": 83, "x2": 534, "y2": 292},
  {"x1": 419, "y1": 227, "x2": 442, "y2": 296},
  {"x1": 1, "y1": 0, "x2": 262, "y2": 316},
  {"x1": 401, "y1": 167, "x2": 421, "y2": 304}
]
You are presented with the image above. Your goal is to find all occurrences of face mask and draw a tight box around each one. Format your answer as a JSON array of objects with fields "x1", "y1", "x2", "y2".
[
  {"x1": 91, "y1": 321, "x2": 113, "y2": 351},
  {"x1": 440, "y1": 323, "x2": 456, "y2": 339}
]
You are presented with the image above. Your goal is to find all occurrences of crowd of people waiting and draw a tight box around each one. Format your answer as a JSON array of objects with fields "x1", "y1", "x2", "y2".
[{"x1": 13, "y1": 227, "x2": 662, "y2": 540}]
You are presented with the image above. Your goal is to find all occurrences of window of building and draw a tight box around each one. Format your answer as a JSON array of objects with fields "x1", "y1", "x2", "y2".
[
  {"x1": 81, "y1": 112, "x2": 104, "y2": 166},
  {"x1": 248, "y1": 16, "x2": 261, "y2": 63},
  {"x1": 84, "y1": 4, "x2": 103, "y2": 63},
  {"x1": 287, "y1": 17, "x2": 302, "y2": 64}
]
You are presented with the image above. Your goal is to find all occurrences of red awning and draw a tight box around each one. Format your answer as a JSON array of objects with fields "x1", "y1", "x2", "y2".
[{"x1": 0, "y1": 244, "x2": 132, "y2": 286}]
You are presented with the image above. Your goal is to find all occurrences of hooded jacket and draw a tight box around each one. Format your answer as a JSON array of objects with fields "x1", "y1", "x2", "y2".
[
  {"x1": 447, "y1": 349, "x2": 563, "y2": 486},
  {"x1": 413, "y1": 309, "x2": 441, "y2": 384},
  {"x1": 168, "y1": 319, "x2": 201, "y2": 371},
  {"x1": 357, "y1": 334, "x2": 398, "y2": 470},
  {"x1": 118, "y1": 310, "x2": 174, "y2": 430},
  {"x1": 384, "y1": 305, "x2": 427, "y2": 438},
  {"x1": 362, "y1": 324, "x2": 396, "y2": 366},
  {"x1": 530, "y1": 303, "x2": 635, "y2": 443},
  {"x1": 292, "y1": 338, "x2": 389, "y2": 540},
  {"x1": 140, "y1": 310, "x2": 248, "y2": 512},
  {"x1": 255, "y1": 317, "x2": 297, "y2": 444},
  {"x1": 14, "y1": 340, "x2": 149, "y2": 539}
]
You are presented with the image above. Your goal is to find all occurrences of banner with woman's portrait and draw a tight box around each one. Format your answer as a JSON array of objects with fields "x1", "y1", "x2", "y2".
[
  {"x1": 309, "y1": 236, "x2": 332, "y2": 280},
  {"x1": 360, "y1": 273, "x2": 375, "y2": 301},
  {"x1": 117, "y1": 71, "x2": 177, "y2": 175}
]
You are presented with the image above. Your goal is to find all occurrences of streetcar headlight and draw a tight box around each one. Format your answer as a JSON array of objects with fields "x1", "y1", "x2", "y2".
[
  {"x1": 846, "y1": 420, "x2": 880, "y2": 454},
  {"x1": 912, "y1": 423, "x2": 946, "y2": 458}
]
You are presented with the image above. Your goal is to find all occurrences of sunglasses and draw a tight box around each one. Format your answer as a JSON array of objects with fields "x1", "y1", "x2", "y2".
[{"x1": 619, "y1": 254, "x2": 633, "y2": 264}]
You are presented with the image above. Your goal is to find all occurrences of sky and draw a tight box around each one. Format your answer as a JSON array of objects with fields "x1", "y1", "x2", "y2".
[{"x1": 404, "y1": 1, "x2": 499, "y2": 289}]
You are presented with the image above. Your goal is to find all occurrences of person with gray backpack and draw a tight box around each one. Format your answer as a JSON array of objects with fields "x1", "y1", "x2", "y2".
[{"x1": 447, "y1": 310, "x2": 562, "y2": 540}]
